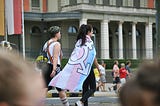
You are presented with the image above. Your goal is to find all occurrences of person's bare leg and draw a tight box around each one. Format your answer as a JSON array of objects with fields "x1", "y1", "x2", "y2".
[{"x1": 59, "y1": 90, "x2": 69, "y2": 106}]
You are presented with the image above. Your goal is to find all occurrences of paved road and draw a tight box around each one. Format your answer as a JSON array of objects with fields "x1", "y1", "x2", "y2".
[
  {"x1": 45, "y1": 96, "x2": 119, "y2": 106},
  {"x1": 45, "y1": 83, "x2": 120, "y2": 106}
]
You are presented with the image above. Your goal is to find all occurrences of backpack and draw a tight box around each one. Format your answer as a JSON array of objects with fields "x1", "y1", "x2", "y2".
[{"x1": 35, "y1": 41, "x2": 54, "y2": 71}]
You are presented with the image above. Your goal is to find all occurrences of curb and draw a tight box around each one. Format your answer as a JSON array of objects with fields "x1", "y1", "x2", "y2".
[
  {"x1": 47, "y1": 91, "x2": 117, "y2": 98},
  {"x1": 47, "y1": 92, "x2": 83, "y2": 98}
]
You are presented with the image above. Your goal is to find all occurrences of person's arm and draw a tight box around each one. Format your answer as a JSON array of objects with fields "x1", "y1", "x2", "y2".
[
  {"x1": 126, "y1": 70, "x2": 130, "y2": 78},
  {"x1": 50, "y1": 42, "x2": 61, "y2": 77},
  {"x1": 60, "y1": 50, "x2": 63, "y2": 61},
  {"x1": 94, "y1": 58, "x2": 101, "y2": 74}
]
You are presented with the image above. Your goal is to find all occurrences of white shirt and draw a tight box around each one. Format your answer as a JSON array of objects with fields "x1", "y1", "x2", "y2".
[
  {"x1": 43, "y1": 41, "x2": 61, "y2": 65},
  {"x1": 98, "y1": 64, "x2": 106, "y2": 75}
]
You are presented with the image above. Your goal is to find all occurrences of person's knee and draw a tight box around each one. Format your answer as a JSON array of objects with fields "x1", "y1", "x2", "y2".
[{"x1": 59, "y1": 90, "x2": 67, "y2": 99}]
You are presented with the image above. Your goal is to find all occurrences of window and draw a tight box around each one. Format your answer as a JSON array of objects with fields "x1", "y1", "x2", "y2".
[
  {"x1": 31, "y1": 0, "x2": 40, "y2": 11},
  {"x1": 89, "y1": 0, "x2": 96, "y2": 5},
  {"x1": 133, "y1": 0, "x2": 140, "y2": 8},
  {"x1": 31, "y1": 26, "x2": 41, "y2": 34},
  {"x1": 93, "y1": 27, "x2": 98, "y2": 34},
  {"x1": 116, "y1": 0, "x2": 123, "y2": 7},
  {"x1": 136, "y1": 29, "x2": 141, "y2": 37},
  {"x1": 68, "y1": 26, "x2": 78, "y2": 34},
  {"x1": 31, "y1": 0, "x2": 40, "y2": 7},
  {"x1": 69, "y1": 0, "x2": 77, "y2": 5},
  {"x1": 103, "y1": 0, "x2": 110, "y2": 6}
]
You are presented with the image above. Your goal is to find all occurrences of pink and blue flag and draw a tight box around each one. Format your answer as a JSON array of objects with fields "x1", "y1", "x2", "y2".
[{"x1": 49, "y1": 35, "x2": 96, "y2": 92}]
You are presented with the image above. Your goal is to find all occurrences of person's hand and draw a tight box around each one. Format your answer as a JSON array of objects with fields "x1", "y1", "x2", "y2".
[{"x1": 50, "y1": 71, "x2": 56, "y2": 78}]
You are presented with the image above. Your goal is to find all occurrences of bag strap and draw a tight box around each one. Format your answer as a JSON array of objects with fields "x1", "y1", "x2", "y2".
[{"x1": 46, "y1": 41, "x2": 54, "y2": 64}]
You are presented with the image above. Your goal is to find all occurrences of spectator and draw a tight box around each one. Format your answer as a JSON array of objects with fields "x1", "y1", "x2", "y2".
[
  {"x1": 97, "y1": 64, "x2": 107, "y2": 92},
  {"x1": 101, "y1": 60, "x2": 106, "y2": 69},
  {"x1": 125, "y1": 60, "x2": 131, "y2": 73},
  {"x1": 108, "y1": 60, "x2": 120, "y2": 92},
  {"x1": 94, "y1": 67, "x2": 100, "y2": 91},
  {"x1": 119, "y1": 63, "x2": 129, "y2": 86},
  {"x1": 0, "y1": 49, "x2": 46, "y2": 106},
  {"x1": 120, "y1": 60, "x2": 160, "y2": 106}
]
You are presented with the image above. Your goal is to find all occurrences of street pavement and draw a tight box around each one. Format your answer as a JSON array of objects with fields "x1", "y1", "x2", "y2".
[{"x1": 45, "y1": 83, "x2": 120, "y2": 106}]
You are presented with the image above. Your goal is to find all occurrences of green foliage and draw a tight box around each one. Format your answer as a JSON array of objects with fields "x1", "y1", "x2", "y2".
[
  {"x1": 96, "y1": 59, "x2": 142, "y2": 69},
  {"x1": 61, "y1": 58, "x2": 69, "y2": 68},
  {"x1": 61, "y1": 58, "x2": 142, "y2": 69}
]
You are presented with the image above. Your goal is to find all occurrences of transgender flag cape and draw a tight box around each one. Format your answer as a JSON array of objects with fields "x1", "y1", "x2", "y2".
[{"x1": 49, "y1": 35, "x2": 96, "y2": 92}]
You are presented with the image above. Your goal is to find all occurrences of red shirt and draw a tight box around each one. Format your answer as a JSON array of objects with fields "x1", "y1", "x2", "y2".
[{"x1": 119, "y1": 67, "x2": 127, "y2": 78}]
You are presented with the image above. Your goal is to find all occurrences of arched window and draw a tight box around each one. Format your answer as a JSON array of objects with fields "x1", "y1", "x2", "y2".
[
  {"x1": 31, "y1": 26, "x2": 41, "y2": 34},
  {"x1": 68, "y1": 26, "x2": 78, "y2": 34}
]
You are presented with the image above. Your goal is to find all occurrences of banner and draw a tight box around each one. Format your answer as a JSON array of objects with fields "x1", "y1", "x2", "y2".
[
  {"x1": 0, "y1": 0, "x2": 5, "y2": 36},
  {"x1": 49, "y1": 36, "x2": 96, "y2": 92},
  {"x1": 5, "y1": 0, "x2": 22, "y2": 35}
]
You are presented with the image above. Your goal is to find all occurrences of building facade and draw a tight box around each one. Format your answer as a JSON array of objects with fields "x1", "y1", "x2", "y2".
[{"x1": 1, "y1": 0, "x2": 156, "y2": 59}]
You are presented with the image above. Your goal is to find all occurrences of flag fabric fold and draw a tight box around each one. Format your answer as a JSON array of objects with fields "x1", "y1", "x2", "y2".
[
  {"x1": 5, "y1": 0, "x2": 22, "y2": 35},
  {"x1": 0, "y1": 0, "x2": 5, "y2": 36},
  {"x1": 49, "y1": 36, "x2": 96, "y2": 92}
]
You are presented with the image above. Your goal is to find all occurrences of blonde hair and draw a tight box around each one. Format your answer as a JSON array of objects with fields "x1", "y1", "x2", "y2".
[
  {"x1": 0, "y1": 49, "x2": 41, "y2": 103},
  {"x1": 121, "y1": 63, "x2": 125, "y2": 67}
]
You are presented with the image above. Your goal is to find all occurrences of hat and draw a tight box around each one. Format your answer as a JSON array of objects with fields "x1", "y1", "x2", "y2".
[{"x1": 48, "y1": 26, "x2": 60, "y2": 35}]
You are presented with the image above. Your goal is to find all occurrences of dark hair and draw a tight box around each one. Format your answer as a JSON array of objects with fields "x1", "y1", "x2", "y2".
[
  {"x1": 126, "y1": 60, "x2": 131, "y2": 65},
  {"x1": 48, "y1": 26, "x2": 60, "y2": 38},
  {"x1": 76, "y1": 24, "x2": 93, "y2": 46},
  {"x1": 114, "y1": 60, "x2": 118, "y2": 65}
]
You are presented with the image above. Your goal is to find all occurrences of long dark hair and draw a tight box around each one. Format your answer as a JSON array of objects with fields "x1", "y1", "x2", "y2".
[{"x1": 76, "y1": 24, "x2": 93, "y2": 46}]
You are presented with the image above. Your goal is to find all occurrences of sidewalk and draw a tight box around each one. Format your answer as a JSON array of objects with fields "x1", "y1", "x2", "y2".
[{"x1": 47, "y1": 83, "x2": 117, "y2": 98}]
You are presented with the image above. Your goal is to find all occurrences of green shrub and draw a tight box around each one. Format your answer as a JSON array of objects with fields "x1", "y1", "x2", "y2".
[
  {"x1": 96, "y1": 59, "x2": 142, "y2": 69},
  {"x1": 61, "y1": 58, "x2": 142, "y2": 69}
]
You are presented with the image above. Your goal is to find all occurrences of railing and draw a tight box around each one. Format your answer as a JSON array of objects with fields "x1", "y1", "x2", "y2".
[
  {"x1": 26, "y1": 48, "x2": 156, "y2": 60},
  {"x1": 31, "y1": 7, "x2": 41, "y2": 12}
]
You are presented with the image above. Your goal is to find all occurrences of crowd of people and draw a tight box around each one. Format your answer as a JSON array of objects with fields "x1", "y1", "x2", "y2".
[
  {"x1": 1, "y1": 24, "x2": 160, "y2": 106},
  {"x1": 119, "y1": 60, "x2": 160, "y2": 106},
  {"x1": 107, "y1": 60, "x2": 131, "y2": 93}
]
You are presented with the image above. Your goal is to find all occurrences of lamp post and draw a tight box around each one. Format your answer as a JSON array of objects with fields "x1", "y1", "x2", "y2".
[{"x1": 156, "y1": 0, "x2": 160, "y2": 57}]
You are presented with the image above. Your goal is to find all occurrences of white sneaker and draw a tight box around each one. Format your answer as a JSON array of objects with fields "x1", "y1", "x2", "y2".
[{"x1": 75, "y1": 100, "x2": 83, "y2": 106}]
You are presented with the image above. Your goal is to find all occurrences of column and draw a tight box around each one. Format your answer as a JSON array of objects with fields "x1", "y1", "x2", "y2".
[
  {"x1": 118, "y1": 21, "x2": 123, "y2": 59},
  {"x1": 79, "y1": 18, "x2": 87, "y2": 26},
  {"x1": 101, "y1": 20, "x2": 109, "y2": 59},
  {"x1": 132, "y1": 22, "x2": 137, "y2": 59},
  {"x1": 145, "y1": 22, "x2": 153, "y2": 59}
]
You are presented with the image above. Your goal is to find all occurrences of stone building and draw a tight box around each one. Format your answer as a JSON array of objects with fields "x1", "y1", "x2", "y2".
[{"x1": 1, "y1": 0, "x2": 156, "y2": 59}]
